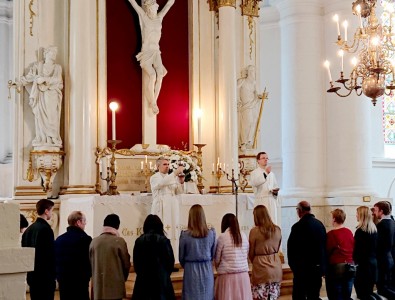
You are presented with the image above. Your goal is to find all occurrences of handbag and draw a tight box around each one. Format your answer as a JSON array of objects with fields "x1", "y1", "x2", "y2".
[{"x1": 345, "y1": 262, "x2": 357, "y2": 278}]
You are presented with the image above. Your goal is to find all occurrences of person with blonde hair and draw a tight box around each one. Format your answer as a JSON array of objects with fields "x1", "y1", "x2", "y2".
[
  {"x1": 214, "y1": 213, "x2": 252, "y2": 300},
  {"x1": 249, "y1": 205, "x2": 282, "y2": 300},
  {"x1": 354, "y1": 206, "x2": 381, "y2": 300},
  {"x1": 179, "y1": 204, "x2": 216, "y2": 300},
  {"x1": 325, "y1": 208, "x2": 355, "y2": 299}
]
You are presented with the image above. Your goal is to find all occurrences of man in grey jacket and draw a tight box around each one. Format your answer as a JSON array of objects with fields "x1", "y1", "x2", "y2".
[{"x1": 89, "y1": 214, "x2": 131, "y2": 300}]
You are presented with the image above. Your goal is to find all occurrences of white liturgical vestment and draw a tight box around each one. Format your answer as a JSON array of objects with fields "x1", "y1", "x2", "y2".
[
  {"x1": 150, "y1": 172, "x2": 183, "y2": 239},
  {"x1": 250, "y1": 167, "x2": 280, "y2": 225}
]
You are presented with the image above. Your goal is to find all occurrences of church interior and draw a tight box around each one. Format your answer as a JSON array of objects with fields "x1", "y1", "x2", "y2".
[{"x1": 1, "y1": 0, "x2": 395, "y2": 298}]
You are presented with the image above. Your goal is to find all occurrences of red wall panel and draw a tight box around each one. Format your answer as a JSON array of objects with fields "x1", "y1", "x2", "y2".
[{"x1": 106, "y1": 0, "x2": 189, "y2": 149}]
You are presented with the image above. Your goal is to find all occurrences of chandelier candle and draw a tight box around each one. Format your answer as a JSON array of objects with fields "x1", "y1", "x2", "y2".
[
  {"x1": 333, "y1": 14, "x2": 340, "y2": 37},
  {"x1": 343, "y1": 20, "x2": 348, "y2": 42}
]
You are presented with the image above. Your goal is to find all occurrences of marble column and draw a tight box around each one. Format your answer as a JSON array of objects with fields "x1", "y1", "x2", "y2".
[
  {"x1": 277, "y1": 0, "x2": 326, "y2": 198},
  {"x1": 324, "y1": 0, "x2": 373, "y2": 196},
  {"x1": 65, "y1": 0, "x2": 98, "y2": 191},
  {"x1": 217, "y1": 0, "x2": 239, "y2": 171}
]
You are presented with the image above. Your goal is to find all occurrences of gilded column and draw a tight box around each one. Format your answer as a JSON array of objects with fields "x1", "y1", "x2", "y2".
[
  {"x1": 64, "y1": 0, "x2": 98, "y2": 193},
  {"x1": 217, "y1": 0, "x2": 239, "y2": 171}
]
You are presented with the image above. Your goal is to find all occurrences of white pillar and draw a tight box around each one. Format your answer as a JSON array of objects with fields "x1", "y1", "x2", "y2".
[
  {"x1": 259, "y1": 4, "x2": 281, "y2": 159},
  {"x1": 277, "y1": 0, "x2": 326, "y2": 197},
  {"x1": 218, "y1": 2, "x2": 238, "y2": 170},
  {"x1": 324, "y1": 0, "x2": 373, "y2": 196},
  {"x1": 66, "y1": 0, "x2": 98, "y2": 188},
  {"x1": 0, "y1": 1, "x2": 12, "y2": 162}
]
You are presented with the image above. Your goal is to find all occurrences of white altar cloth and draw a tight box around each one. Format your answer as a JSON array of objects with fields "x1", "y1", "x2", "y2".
[{"x1": 59, "y1": 194, "x2": 256, "y2": 260}]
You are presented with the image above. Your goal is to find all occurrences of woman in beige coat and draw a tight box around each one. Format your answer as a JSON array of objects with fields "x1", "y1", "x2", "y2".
[{"x1": 249, "y1": 205, "x2": 282, "y2": 300}]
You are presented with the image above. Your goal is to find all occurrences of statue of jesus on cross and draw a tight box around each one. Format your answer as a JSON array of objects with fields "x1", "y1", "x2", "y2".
[{"x1": 129, "y1": 0, "x2": 175, "y2": 115}]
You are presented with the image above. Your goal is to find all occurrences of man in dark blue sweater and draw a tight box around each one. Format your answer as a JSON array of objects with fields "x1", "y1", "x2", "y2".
[{"x1": 55, "y1": 211, "x2": 92, "y2": 300}]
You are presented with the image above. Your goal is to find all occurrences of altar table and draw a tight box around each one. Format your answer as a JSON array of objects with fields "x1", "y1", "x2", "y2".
[{"x1": 59, "y1": 194, "x2": 256, "y2": 260}]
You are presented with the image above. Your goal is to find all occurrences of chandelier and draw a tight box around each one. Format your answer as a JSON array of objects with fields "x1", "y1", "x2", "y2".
[{"x1": 324, "y1": 0, "x2": 395, "y2": 106}]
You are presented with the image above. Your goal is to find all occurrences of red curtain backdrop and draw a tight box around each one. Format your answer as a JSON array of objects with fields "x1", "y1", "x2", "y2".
[{"x1": 106, "y1": 0, "x2": 189, "y2": 149}]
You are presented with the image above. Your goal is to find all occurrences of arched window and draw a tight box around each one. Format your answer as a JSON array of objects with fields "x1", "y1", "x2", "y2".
[{"x1": 381, "y1": 0, "x2": 395, "y2": 157}]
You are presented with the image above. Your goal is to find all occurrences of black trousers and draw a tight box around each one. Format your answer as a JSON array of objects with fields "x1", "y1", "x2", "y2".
[
  {"x1": 29, "y1": 280, "x2": 55, "y2": 300},
  {"x1": 292, "y1": 268, "x2": 323, "y2": 300},
  {"x1": 58, "y1": 280, "x2": 90, "y2": 300}
]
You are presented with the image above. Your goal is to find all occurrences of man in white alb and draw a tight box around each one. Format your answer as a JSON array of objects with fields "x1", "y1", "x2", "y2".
[
  {"x1": 250, "y1": 152, "x2": 280, "y2": 225},
  {"x1": 150, "y1": 157, "x2": 184, "y2": 238}
]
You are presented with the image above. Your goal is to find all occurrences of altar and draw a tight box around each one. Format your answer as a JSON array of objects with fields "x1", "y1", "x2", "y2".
[{"x1": 59, "y1": 193, "x2": 256, "y2": 259}]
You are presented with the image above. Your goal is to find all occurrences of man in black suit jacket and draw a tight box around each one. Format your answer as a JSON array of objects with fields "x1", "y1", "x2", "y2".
[
  {"x1": 373, "y1": 201, "x2": 395, "y2": 298},
  {"x1": 288, "y1": 201, "x2": 327, "y2": 300},
  {"x1": 22, "y1": 199, "x2": 56, "y2": 300},
  {"x1": 55, "y1": 211, "x2": 92, "y2": 300}
]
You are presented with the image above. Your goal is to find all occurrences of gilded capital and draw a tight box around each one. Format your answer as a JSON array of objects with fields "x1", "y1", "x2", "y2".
[
  {"x1": 241, "y1": 0, "x2": 262, "y2": 17},
  {"x1": 218, "y1": 0, "x2": 236, "y2": 8},
  {"x1": 207, "y1": 0, "x2": 218, "y2": 11}
]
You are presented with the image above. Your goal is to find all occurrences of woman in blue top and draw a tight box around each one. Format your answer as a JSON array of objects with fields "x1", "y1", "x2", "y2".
[{"x1": 179, "y1": 204, "x2": 216, "y2": 300}]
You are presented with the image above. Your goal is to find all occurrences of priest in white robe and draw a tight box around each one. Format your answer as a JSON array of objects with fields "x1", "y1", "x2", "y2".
[
  {"x1": 150, "y1": 157, "x2": 184, "y2": 243},
  {"x1": 250, "y1": 152, "x2": 281, "y2": 225}
]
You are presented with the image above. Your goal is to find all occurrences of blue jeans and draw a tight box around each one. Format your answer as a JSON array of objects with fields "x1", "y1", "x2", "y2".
[{"x1": 325, "y1": 264, "x2": 354, "y2": 300}]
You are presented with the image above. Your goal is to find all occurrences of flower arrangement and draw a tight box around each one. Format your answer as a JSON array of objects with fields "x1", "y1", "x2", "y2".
[{"x1": 166, "y1": 150, "x2": 201, "y2": 182}]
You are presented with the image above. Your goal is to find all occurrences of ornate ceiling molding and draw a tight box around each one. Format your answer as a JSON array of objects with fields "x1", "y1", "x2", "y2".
[{"x1": 0, "y1": 1, "x2": 12, "y2": 21}]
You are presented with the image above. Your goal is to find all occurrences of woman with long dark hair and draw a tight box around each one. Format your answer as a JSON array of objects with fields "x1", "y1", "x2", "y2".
[
  {"x1": 179, "y1": 204, "x2": 216, "y2": 300},
  {"x1": 214, "y1": 213, "x2": 252, "y2": 300},
  {"x1": 354, "y1": 206, "x2": 381, "y2": 300},
  {"x1": 132, "y1": 214, "x2": 176, "y2": 300},
  {"x1": 249, "y1": 205, "x2": 282, "y2": 300}
]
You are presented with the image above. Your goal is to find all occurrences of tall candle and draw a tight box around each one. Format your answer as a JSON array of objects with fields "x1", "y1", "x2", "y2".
[
  {"x1": 145, "y1": 155, "x2": 148, "y2": 163},
  {"x1": 141, "y1": 161, "x2": 144, "y2": 170},
  {"x1": 149, "y1": 161, "x2": 152, "y2": 169},
  {"x1": 109, "y1": 101, "x2": 119, "y2": 140},
  {"x1": 212, "y1": 163, "x2": 215, "y2": 172},
  {"x1": 196, "y1": 108, "x2": 202, "y2": 144}
]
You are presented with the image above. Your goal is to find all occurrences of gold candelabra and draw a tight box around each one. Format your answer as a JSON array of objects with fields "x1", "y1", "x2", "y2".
[
  {"x1": 212, "y1": 167, "x2": 224, "y2": 194},
  {"x1": 140, "y1": 158, "x2": 154, "y2": 192},
  {"x1": 96, "y1": 140, "x2": 121, "y2": 195},
  {"x1": 325, "y1": 0, "x2": 395, "y2": 106}
]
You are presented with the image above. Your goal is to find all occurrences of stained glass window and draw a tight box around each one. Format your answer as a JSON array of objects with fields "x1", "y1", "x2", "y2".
[{"x1": 382, "y1": 0, "x2": 395, "y2": 144}]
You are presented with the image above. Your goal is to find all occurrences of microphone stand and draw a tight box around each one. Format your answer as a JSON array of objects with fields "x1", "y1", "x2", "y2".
[{"x1": 222, "y1": 168, "x2": 241, "y2": 218}]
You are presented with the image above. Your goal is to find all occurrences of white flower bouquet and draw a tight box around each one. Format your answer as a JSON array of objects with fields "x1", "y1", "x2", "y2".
[{"x1": 166, "y1": 150, "x2": 201, "y2": 182}]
